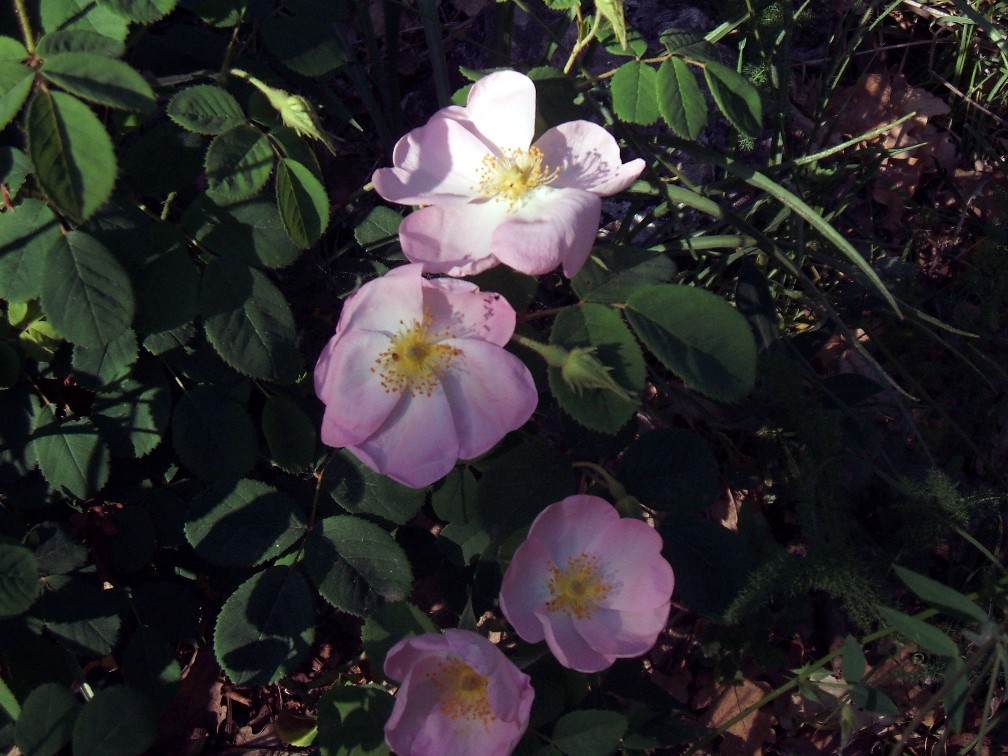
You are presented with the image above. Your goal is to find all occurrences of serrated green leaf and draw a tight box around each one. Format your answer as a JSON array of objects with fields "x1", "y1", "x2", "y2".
[
  {"x1": 40, "y1": 0, "x2": 129, "y2": 41},
  {"x1": 0, "y1": 63, "x2": 34, "y2": 131},
  {"x1": 41, "y1": 53, "x2": 155, "y2": 111},
  {"x1": 122, "y1": 627, "x2": 181, "y2": 710},
  {"x1": 261, "y1": 15, "x2": 348, "y2": 77},
  {"x1": 0, "y1": 36, "x2": 27, "y2": 61},
  {"x1": 183, "y1": 195, "x2": 302, "y2": 269},
  {"x1": 19, "y1": 317, "x2": 63, "y2": 362},
  {"x1": 91, "y1": 370, "x2": 171, "y2": 458},
  {"x1": 547, "y1": 304, "x2": 644, "y2": 434},
  {"x1": 360, "y1": 603, "x2": 437, "y2": 681},
  {"x1": 703, "y1": 60, "x2": 762, "y2": 138},
  {"x1": 269, "y1": 126, "x2": 323, "y2": 181},
  {"x1": 28, "y1": 523, "x2": 89, "y2": 576},
  {"x1": 894, "y1": 566, "x2": 988, "y2": 624},
  {"x1": 0, "y1": 539, "x2": 40, "y2": 617},
  {"x1": 841, "y1": 634, "x2": 867, "y2": 684},
  {"x1": 275, "y1": 158, "x2": 329, "y2": 248},
  {"x1": 31, "y1": 406, "x2": 110, "y2": 499},
  {"x1": 200, "y1": 256, "x2": 300, "y2": 383},
  {"x1": 625, "y1": 284, "x2": 756, "y2": 402},
  {"x1": 324, "y1": 450, "x2": 425, "y2": 525},
  {"x1": 166, "y1": 84, "x2": 245, "y2": 135},
  {"x1": 214, "y1": 566, "x2": 315, "y2": 686},
  {"x1": 0, "y1": 146, "x2": 32, "y2": 200},
  {"x1": 129, "y1": 244, "x2": 200, "y2": 339},
  {"x1": 27, "y1": 90, "x2": 117, "y2": 220},
  {"x1": 353, "y1": 206, "x2": 402, "y2": 248},
  {"x1": 71, "y1": 686, "x2": 156, "y2": 756},
  {"x1": 316, "y1": 684, "x2": 394, "y2": 756},
  {"x1": 618, "y1": 428, "x2": 719, "y2": 512},
  {"x1": 72, "y1": 328, "x2": 138, "y2": 389},
  {"x1": 304, "y1": 515, "x2": 413, "y2": 616},
  {"x1": 41, "y1": 230, "x2": 135, "y2": 347},
  {"x1": 571, "y1": 246, "x2": 676, "y2": 304},
  {"x1": 0, "y1": 199, "x2": 61, "y2": 303},
  {"x1": 878, "y1": 607, "x2": 960, "y2": 657},
  {"x1": 609, "y1": 60, "x2": 659, "y2": 126},
  {"x1": 171, "y1": 387, "x2": 257, "y2": 481},
  {"x1": 205, "y1": 124, "x2": 274, "y2": 204},
  {"x1": 14, "y1": 683, "x2": 79, "y2": 756},
  {"x1": 261, "y1": 396, "x2": 316, "y2": 473},
  {"x1": 552, "y1": 710, "x2": 628, "y2": 756},
  {"x1": 96, "y1": 0, "x2": 178, "y2": 23},
  {"x1": 657, "y1": 58, "x2": 707, "y2": 140},
  {"x1": 659, "y1": 29, "x2": 714, "y2": 59},
  {"x1": 185, "y1": 478, "x2": 307, "y2": 567},
  {"x1": 123, "y1": 119, "x2": 205, "y2": 197},
  {"x1": 595, "y1": 0, "x2": 628, "y2": 50},
  {"x1": 35, "y1": 29, "x2": 125, "y2": 57},
  {"x1": 26, "y1": 574, "x2": 124, "y2": 657}
]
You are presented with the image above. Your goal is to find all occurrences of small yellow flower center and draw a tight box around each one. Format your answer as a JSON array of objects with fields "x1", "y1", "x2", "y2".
[
  {"x1": 546, "y1": 552, "x2": 612, "y2": 620},
  {"x1": 371, "y1": 313, "x2": 460, "y2": 397},
  {"x1": 430, "y1": 658, "x2": 494, "y2": 725},
  {"x1": 477, "y1": 146, "x2": 559, "y2": 209}
]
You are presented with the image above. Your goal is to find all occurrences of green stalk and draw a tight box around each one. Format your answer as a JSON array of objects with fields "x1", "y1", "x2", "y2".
[{"x1": 12, "y1": 0, "x2": 35, "y2": 55}]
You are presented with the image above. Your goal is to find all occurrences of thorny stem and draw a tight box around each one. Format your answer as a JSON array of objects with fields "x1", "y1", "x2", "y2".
[
  {"x1": 12, "y1": 0, "x2": 35, "y2": 55},
  {"x1": 563, "y1": 11, "x2": 602, "y2": 74}
]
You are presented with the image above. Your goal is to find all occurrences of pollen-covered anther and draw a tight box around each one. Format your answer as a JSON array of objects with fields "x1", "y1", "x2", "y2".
[
  {"x1": 430, "y1": 658, "x2": 494, "y2": 726},
  {"x1": 372, "y1": 315, "x2": 460, "y2": 397},
  {"x1": 476, "y1": 146, "x2": 559, "y2": 209},
  {"x1": 546, "y1": 552, "x2": 613, "y2": 620}
]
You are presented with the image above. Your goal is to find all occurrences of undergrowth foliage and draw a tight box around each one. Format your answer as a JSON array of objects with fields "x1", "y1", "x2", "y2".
[{"x1": 1, "y1": 0, "x2": 1006, "y2": 753}]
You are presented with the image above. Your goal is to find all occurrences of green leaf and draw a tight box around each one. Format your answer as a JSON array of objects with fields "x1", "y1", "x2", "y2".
[
  {"x1": 841, "y1": 634, "x2": 866, "y2": 684},
  {"x1": 96, "y1": 0, "x2": 179, "y2": 23},
  {"x1": 275, "y1": 158, "x2": 329, "y2": 248},
  {"x1": 31, "y1": 406, "x2": 110, "y2": 499},
  {"x1": 703, "y1": 60, "x2": 762, "y2": 138},
  {"x1": 656, "y1": 58, "x2": 707, "y2": 140},
  {"x1": 261, "y1": 396, "x2": 316, "y2": 473},
  {"x1": 200, "y1": 256, "x2": 300, "y2": 383},
  {"x1": 353, "y1": 206, "x2": 402, "y2": 248},
  {"x1": 41, "y1": 231, "x2": 135, "y2": 347},
  {"x1": 360, "y1": 603, "x2": 437, "y2": 681},
  {"x1": 552, "y1": 710, "x2": 628, "y2": 756},
  {"x1": 41, "y1": 53, "x2": 155, "y2": 111},
  {"x1": 0, "y1": 36, "x2": 27, "y2": 61},
  {"x1": 71, "y1": 686, "x2": 156, "y2": 756},
  {"x1": 571, "y1": 245, "x2": 676, "y2": 305},
  {"x1": 183, "y1": 196, "x2": 302, "y2": 269},
  {"x1": 171, "y1": 387, "x2": 257, "y2": 481},
  {"x1": 324, "y1": 450, "x2": 426, "y2": 525},
  {"x1": 547, "y1": 304, "x2": 644, "y2": 434},
  {"x1": 261, "y1": 14, "x2": 348, "y2": 77},
  {"x1": 40, "y1": 0, "x2": 129, "y2": 41},
  {"x1": 304, "y1": 515, "x2": 413, "y2": 616},
  {"x1": 122, "y1": 627, "x2": 181, "y2": 710},
  {"x1": 617, "y1": 428, "x2": 719, "y2": 512},
  {"x1": 14, "y1": 683, "x2": 80, "y2": 756},
  {"x1": 214, "y1": 566, "x2": 315, "y2": 686},
  {"x1": 894, "y1": 566, "x2": 988, "y2": 624},
  {"x1": 90, "y1": 368, "x2": 171, "y2": 458},
  {"x1": 0, "y1": 146, "x2": 32, "y2": 201},
  {"x1": 0, "y1": 199, "x2": 62, "y2": 303},
  {"x1": 0, "y1": 63, "x2": 34, "y2": 131},
  {"x1": 877, "y1": 607, "x2": 960, "y2": 657},
  {"x1": 609, "y1": 61, "x2": 659, "y2": 126},
  {"x1": 625, "y1": 284, "x2": 757, "y2": 402},
  {"x1": 72, "y1": 329, "x2": 138, "y2": 389},
  {"x1": 26, "y1": 574, "x2": 124, "y2": 657},
  {"x1": 848, "y1": 683, "x2": 898, "y2": 716},
  {"x1": 204, "y1": 124, "x2": 274, "y2": 204},
  {"x1": 316, "y1": 685, "x2": 395, "y2": 756},
  {"x1": 26, "y1": 90, "x2": 117, "y2": 220},
  {"x1": 185, "y1": 478, "x2": 308, "y2": 568},
  {"x1": 28, "y1": 523, "x2": 89, "y2": 576},
  {"x1": 35, "y1": 29, "x2": 126, "y2": 57},
  {"x1": 659, "y1": 29, "x2": 714, "y2": 59},
  {"x1": 166, "y1": 84, "x2": 245, "y2": 135},
  {"x1": 122, "y1": 120, "x2": 204, "y2": 197},
  {"x1": 944, "y1": 658, "x2": 968, "y2": 733},
  {"x1": 0, "y1": 539, "x2": 40, "y2": 617}
]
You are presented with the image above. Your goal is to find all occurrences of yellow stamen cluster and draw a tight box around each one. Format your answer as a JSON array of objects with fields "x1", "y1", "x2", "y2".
[
  {"x1": 546, "y1": 552, "x2": 613, "y2": 620},
  {"x1": 371, "y1": 313, "x2": 460, "y2": 397},
  {"x1": 476, "y1": 146, "x2": 559, "y2": 209},
  {"x1": 430, "y1": 658, "x2": 494, "y2": 726}
]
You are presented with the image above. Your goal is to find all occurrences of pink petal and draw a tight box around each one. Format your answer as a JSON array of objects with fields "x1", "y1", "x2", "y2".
[
  {"x1": 539, "y1": 610, "x2": 615, "y2": 673},
  {"x1": 399, "y1": 202, "x2": 506, "y2": 275},
  {"x1": 423, "y1": 278, "x2": 516, "y2": 346},
  {"x1": 593, "y1": 521, "x2": 675, "y2": 611},
  {"x1": 467, "y1": 71, "x2": 536, "y2": 152},
  {"x1": 535, "y1": 121, "x2": 646, "y2": 195},
  {"x1": 315, "y1": 330, "x2": 403, "y2": 447},
  {"x1": 372, "y1": 113, "x2": 491, "y2": 205},
  {"x1": 440, "y1": 341, "x2": 537, "y2": 460},
  {"x1": 571, "y1": 603, "x2": 670, "y2": 658},
  {"x1": 499, "y1": 537, "x2": 553, "y2": 644},
  {"x1": 351, "y1": 387, "x2": 460, "y2": 488},
  {"x1": 491, "y1": 188, "x2": 601, "y2": 277},
  {"x1": 334, "y1": 263, "x2": 424, "y2": 335},
  {"x1": 526, "y1": 496, "x2": 621, "y2": 565}
]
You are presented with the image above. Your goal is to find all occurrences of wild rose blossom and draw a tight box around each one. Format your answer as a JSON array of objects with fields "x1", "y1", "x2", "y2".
[
  {"x1": 499, "y1": 495, "x2": 674, "y2": 673},
  {"x1": 314, "y1": 263, "x2": 537, "y2": 488},
  {"x1": 384, "y1": 629, "x2": 534, "y2": 756},
  {"x1": 372, "y1": 70, "x2": 645, "y2": 278}
]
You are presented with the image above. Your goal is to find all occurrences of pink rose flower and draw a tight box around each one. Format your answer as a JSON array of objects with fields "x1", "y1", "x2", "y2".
[
  {"x1": 314, "y1": 263, "x2": 537, "y2": 488},
  {"x1": 499, "y1": 495, "x2": 674, "y2": 673},
  {"x1": 384, "y1": 629, "x2": 534, "y2": 756},
  {"x1": 372, "y1": 70, "x2": 645, "y2": 278}
]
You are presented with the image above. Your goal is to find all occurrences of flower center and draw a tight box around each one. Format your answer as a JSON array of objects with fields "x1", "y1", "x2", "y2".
[
  {"x1": 546, "y1": 552, "x2": 613, "y2": 620},
  {"x1": 430, "y1": 658, "x2": 494, "y2": 725},
  {"x1": 371, "y1": 313, "x2": 460, "y2": 397},
  {"x1": 476, "y1": 146, "x2": 559, "y2": 209}
]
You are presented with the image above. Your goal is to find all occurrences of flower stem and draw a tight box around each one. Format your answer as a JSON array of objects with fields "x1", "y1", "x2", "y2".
[
  {"x1": 12, "y1": 0, "x2": 35, "y2": 55},
  {"x1": 563, "y1": 11, "x2": 602, "y2": 74}
]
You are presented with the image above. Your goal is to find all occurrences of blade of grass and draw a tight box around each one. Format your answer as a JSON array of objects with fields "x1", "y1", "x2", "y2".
[{"x1": 416, "y1": 0, "x2": 450, "y2": 107}]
